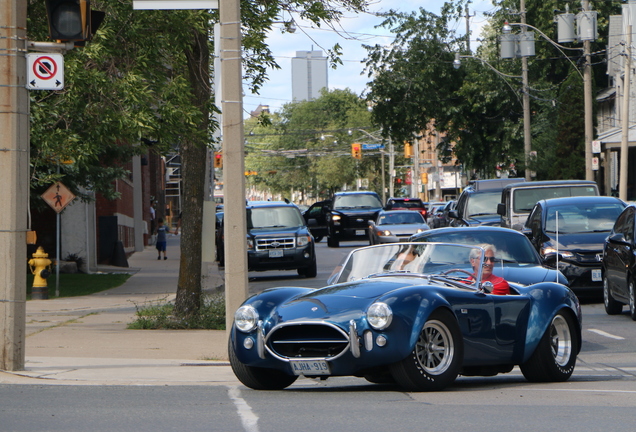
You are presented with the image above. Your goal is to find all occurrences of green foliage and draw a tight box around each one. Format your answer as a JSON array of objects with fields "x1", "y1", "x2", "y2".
[
  {"x1": 128, "y1": 292, "x2": 226, "y2": 330},
  {"x1": 245, "y1": 89, "x2": 383, "y2": 199}
]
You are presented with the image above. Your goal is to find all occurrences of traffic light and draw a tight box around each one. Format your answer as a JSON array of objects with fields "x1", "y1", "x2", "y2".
[
  {"x1": 404, "y1": 142, "x2": 413, "y2": 158},
  {"x1": 214, "y1": 151, "x2": 223, "y2": 168},
  {"x1": 351, "y1": 143, "x2": 362, "y2": 159},
  {"x1": 45, "y1": 0, "x2": 104, "y2": 44}
]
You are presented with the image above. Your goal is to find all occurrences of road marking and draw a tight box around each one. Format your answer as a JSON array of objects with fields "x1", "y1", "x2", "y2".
[
  {"x1": 588, "y1": 328, "x2": 625, "y2": 340},
  {"x1": 227, "y1": 386, "x2": 260, "y2": 432}
]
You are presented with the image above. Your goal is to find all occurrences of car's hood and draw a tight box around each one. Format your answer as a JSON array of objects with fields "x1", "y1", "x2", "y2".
[
  {"x1": 376, "y1": 224, "x2": 429, "y2": 234},
  {"x1": 248, "y1": 227, "x2": 308, "y2": 237},
  {"x1": 332, "y1": 208, "x2": 382, "y2": 217},
  {"x1": 491, "y1": 264, "x2": 567, "y2": 285},
  {"x1": 467, "y1": 214, "x2": 501, "y2": 226},
  {"x1": 544, "y1": 232, "x2": 609, "y2": 252},
  {"x1": 275, "y1": 279, "x2": 416, "y2": 320}
]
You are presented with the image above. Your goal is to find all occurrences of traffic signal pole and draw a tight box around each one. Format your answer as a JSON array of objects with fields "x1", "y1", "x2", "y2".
[{"x1": 0, "y1": 0, "x2": 28, "y2": 371}]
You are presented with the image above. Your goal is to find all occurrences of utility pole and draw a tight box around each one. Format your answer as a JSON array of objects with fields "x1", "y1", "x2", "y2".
[
  {"x1": 412, "y1": 132, "x2": 420, "y2": 199},
  {"x1": 0, "y1": 0, "x2": 28, "y2": 371},
  {"x1": 619, "y1": 26, "x2": 632, "y2": 202},
  {"x1": 520, "y1": 0, "x2": 532, "y2": 181},
  {"x1": 465, "y1": 3, "x2": 472, "y2": 53},
  {"x1": 220, "y1": 0, "x2": 249, "y2": 331},
  {"x1": 583, "y1": 0, "x2": 594, "y2": 181}
]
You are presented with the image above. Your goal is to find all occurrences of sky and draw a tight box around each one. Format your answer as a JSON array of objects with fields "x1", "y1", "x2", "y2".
[{"x1": 242, "y1": 0, "x2": 498, "y2": 116}]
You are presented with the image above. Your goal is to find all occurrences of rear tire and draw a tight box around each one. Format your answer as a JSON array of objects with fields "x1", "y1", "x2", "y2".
[
  {"x1": 520, "y1": 310, "x2": 578, "y2": 383},
  {"x1": 228, "y1": 339, "x2": 298, "y2": 390},
  {"x1": 604, "y1": 276, "x2": 622, "y2": 315},
  {"x1": 390, "y1": 309, "x2": 462, "y2": 391}
]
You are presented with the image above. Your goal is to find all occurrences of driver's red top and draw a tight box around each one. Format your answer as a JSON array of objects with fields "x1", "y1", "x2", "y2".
[{"x1": 480, "y1": 273, "x2": 509, "y2": 295}]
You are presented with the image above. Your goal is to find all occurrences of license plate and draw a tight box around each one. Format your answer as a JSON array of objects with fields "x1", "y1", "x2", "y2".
[
  {"x1": 591, "y1": 269, "x2": 602, "y2": 282},
  {"x1": 355, "y1": 230, "x2": 365, "y2": 236},
  {"x1": 289, "y1": 360, "x2": 330, "y2": 376},
  {"x1": 269, "y1": 249, "x2": 283, "y2": 258}
]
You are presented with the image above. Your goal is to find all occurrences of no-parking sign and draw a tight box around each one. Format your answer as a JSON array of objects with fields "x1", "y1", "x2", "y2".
[{"x1": 27, "y1": 53, "x2": 64, "y2": 90}]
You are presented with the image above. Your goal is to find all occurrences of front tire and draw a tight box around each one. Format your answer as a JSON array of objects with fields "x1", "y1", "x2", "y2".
[
  {"x1": 390, "y1": 309, "x2": 463, "y2": 391},
  {"x1": 228, "y1": 339, "x2": 298, "y2": 390},
  {"x1": 520, "y1": 310, "x2": 578, "y2": 383},
  {"x1": 327, "y1": 235, "x2": 339, "y2": 248},
  {"x1": 604, "y1": 276, "x2": 622, "y2": 315}
]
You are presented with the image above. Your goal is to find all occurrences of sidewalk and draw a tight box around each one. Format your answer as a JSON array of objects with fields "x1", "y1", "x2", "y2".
[{"x1": 0, "y1": 234, "x2": 240, "y2": 386}]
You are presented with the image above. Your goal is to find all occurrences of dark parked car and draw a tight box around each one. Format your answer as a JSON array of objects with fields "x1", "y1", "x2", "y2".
[
  {"x1": 426, "y1": 201, "x2": 447, "y2": 228},
  {"x1": 410, "y1": 226, "x2": 568, "y2": 286},
  {"x1": 368, "y1": 210, "x2": 429, "y2": 244},
  {"x1": 602, "y1": 204, "x2": 636, "y2": 319},
  {"x1": 327, "y1": 191, "x2": 383, "y2": 247},
  {"x1": 302, "y1": 199, "x2": 331, "y2": 242},
  {"x1": 385, "y1": 197, "x2": 428, "y2": 218},
  {"x1": 524, "y1": 196, "x2": 626, "y2": 295},
  {"x1": 217, "y1": 201, "x2": 317, "y2": 277},
  {"x1": 229, "y1": 242, "x2": 582, "y2": 392},
  {"x1": 450, "y1": 178, "x2": 524, "y2": 227}
]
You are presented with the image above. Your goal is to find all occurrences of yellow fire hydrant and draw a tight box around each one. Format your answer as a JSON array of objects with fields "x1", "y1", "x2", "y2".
[{"x1": 28, "y1": 246, "x2": 52, "y2": 300}]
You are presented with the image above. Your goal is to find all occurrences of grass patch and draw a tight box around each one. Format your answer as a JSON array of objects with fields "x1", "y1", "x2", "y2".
[
  {"x1": 27, "y1": 273, "x2": 132, "y2": 299},
  {"x1": 128, "y1": 292, "x2": 226, "y2": 330}
]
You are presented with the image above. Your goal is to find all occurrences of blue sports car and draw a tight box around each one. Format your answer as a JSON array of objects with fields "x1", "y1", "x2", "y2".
[{"x1": 229, "y1": 243, "x2": 582, "y2": 392}]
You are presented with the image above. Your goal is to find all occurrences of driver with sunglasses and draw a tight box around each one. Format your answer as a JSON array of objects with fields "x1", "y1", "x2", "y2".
[{"x1": 469, "y1": 244, "x2": 510, "y2": 295}]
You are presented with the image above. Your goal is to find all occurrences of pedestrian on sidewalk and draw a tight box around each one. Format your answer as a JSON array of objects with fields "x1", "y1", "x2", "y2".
[{"x1": 156, "y1": 217, "x2": 170, "y2": 260}]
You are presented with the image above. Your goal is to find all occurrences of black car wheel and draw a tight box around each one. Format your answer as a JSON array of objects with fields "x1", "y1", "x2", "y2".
[
  {"x1": 390, "y1": 309, "x2": 462, "y2": 391},
  {"x1": 228, "y1": 338, "x2": 298, "y2": 390},
  {"x1": 520, "y1": 310, "x2": 578, "y2": 383},
  {"x1": 629, "y1": 281, "x2": 636, "y2": 321},
  {"x1": 327, "y1": 236, "x2": 339, "y2": 248},
  {"x1": 603, "y1": 276, "x2": 622, "y2": 315},
  {"x1": 298, "y1": 259, "x2": 317, "y2": 278}
]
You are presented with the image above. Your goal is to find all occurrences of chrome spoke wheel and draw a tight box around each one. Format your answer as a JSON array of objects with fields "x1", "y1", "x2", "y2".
[
  {"x1": 416, "y1": 320, "x2": 454, "y2": 375},
  {"x1": 549, "y1": 315, "x2": 572, "y2": 367}
]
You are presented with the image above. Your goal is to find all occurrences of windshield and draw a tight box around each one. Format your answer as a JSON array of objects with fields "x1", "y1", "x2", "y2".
[
  {"x1": 247, "y1": 206, "x2": 304, "y2": 229},
  {"x1": 334, "y1": 194, "x2": 382, "y2": 210},
  {"x1": 513, "y1": 186, "x2": 598, "y2": 213},
  {"x1": 466, "y1": 191, "x2": 501, "y2": 217},
  {"x1": 544, "y1": 203, "x2": 625, "y2": 234},
  {"x1": 378, "y1": 212, "x2": 425, "y2": 225},
  {"x1": 330, "y1": 242, "x2": 484, "y2": 287}
]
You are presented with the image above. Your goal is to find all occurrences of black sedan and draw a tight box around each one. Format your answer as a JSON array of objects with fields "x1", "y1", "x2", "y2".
[
  {"x1": 603, "y1": 204, "x2": 636, "y2": 319},
  {"x1": 410, "y1": 226, "x2": 568, "y2": 286},
  {"x1": 523, "y1": 196, "x2": 626, "y2": 295}
]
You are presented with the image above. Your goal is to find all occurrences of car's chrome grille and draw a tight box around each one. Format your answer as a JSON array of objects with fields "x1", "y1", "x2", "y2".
[
  {"x1": 266, "y1": 323, "x2": 349, "y2": 359},
  {"x1": 255, "y1": 237, "x2": 295, "y2": 251}
]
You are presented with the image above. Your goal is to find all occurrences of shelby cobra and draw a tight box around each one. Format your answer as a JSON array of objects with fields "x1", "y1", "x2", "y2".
[{"x1": 229, "y1": 242, "x2": 582, "y2": 391}]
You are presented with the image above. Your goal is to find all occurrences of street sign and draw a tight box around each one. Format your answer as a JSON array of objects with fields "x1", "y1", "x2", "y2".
[
  {"x1": 27, "y1": 53, "x2": 64, "y2": 90},
  {"x1": 41, "y1": 182, "x2": 76, "y2": 213},
  {"x1": 592, "y1": 156, "x2": 599, "y2": 171},
  {"x1": 592, "y1": 140, "x2": 601, "y2": 153},
  {"x1": 133, "y1": 0, "x2": 218, "y2": 9},
  {"x1": 361, "y1": 143, "x2": 384, "y2": 150}
]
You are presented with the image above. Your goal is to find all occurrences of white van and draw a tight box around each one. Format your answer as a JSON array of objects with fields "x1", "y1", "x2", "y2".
[{"x1": 497, "y1": 180, "x2": 599, "y2": 230}]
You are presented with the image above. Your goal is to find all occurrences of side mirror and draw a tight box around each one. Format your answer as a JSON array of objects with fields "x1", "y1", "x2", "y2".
[
  {"x1": 449, "y1": 210, "x2": 459, "y2": 219},
  {"x1": 497, "y1": 203, "x2": 505, "y2": 216},
  {"x1": 608, "y1": 232, "x2": 628, "y2": 244}
]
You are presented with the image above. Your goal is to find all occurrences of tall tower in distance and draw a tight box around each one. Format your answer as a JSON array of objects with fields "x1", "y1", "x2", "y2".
[{"x1": 291, "y1": 50, "x2": 328, "y2": 101}]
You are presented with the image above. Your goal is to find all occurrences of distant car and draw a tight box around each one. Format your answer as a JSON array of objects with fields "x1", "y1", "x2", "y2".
[
  {"x1": 229, "y1": 242, "x2": 582, "y2": 392},
  {"x1": 385, "y1": 197, "x2": 428, "y2": 218},
  {"x1": 602, "y1": 204, "x2": 636, "y2": 319},
  {"x1": 302, "y1": 199, "x2": 331, "y2": 242},
  {"x1": 450, "y1": 178, "x2": 524, "y2": 227},
  {"x1": 410, "y1": 226, "x2": 568, "y2": 286},
  {"x1": 217, "y1": 201, "x2": 317, "y2": 277},
  {"x1": 426, "y1": 202, "x2": 447, "y2": 228},
  {"x1": 438, "y1": 200, "x2": 457, "y2": 228},
  {"x1": 368, "y1": 210, "x2": 429, "y2": 244},
  {"x1": 327, "y1": 191, "x2": 383, "y2": 248},
  {"x1": 524, "y1": 196, "x2": 626, "y2": 295}
]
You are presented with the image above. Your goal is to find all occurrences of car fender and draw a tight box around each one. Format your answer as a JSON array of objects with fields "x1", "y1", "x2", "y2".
[{"x1": 521, "y1": 282, "x2": 581, "y2": 363}]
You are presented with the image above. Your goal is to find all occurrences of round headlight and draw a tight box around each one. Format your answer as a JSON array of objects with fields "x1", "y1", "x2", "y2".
[
  {"x1": 367, "y1": 302, "x2": 393, "y2": 330},
  {"x1": 234, "y1": 305, "x2": 259, "y2": 332}
]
